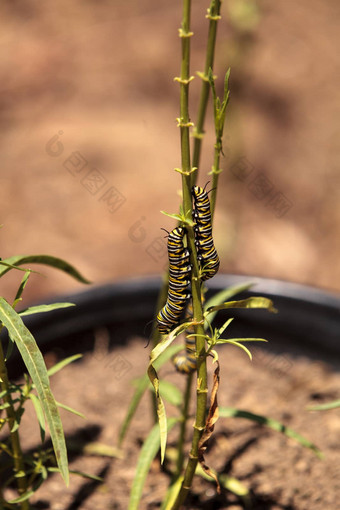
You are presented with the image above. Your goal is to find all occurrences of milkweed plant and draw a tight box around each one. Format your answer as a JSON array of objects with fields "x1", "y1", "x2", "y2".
[
  {"x1": 0, "y1": 251, "x2": 92, "y2": 509},
  {"x1": 0, "y1": 3, "x2": 322, "y2": 509},
  {"x1": 118, "y1": 1, "x2": 322, "y2": 509}
]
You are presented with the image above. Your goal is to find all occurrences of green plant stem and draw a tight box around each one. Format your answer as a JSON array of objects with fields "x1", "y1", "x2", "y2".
[
  {"x1": 172, "y1": 1, "x2": 208, "y2": 507},
  {"x1": 0, "y1": 336, "x2": 30, "y2": 510},
  {"x1": 174, "y1": 372, "x2": 193, "y2": 477},
  {"x1": 192, "y1": 0, "x2": 222, "y2": 184},
  {"x1": 210, "y1": 135, "x2": 222, "y2": 220}
]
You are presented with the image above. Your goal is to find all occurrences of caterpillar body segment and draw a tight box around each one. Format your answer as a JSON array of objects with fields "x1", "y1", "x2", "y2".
[
  {"x1": 192, "y1": 185, "x2": 220, "y2": 281},
  {"x1": 157, "y1": 227, "x2": 191, "y2": 335},
  {"x1": 173, "y1": 334, "x2": 197, "y2": 374},
  {"x1": 173, "y1": 299, "x2": 198, "y2": 374}
]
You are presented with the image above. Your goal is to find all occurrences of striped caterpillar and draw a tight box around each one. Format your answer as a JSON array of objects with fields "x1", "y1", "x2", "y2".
[
  {"x1": 173, "y1": 298, "x2": 197, "y2": 373},
  {"x1": 157, "y1": 227, "x2": 191, "y2": 335},
  {"x1": 157, "y1": 185, "x2": 219, "y2": 374},
  {"x1": 192, "y1": 185, "x2": 220, "y2": 281}
]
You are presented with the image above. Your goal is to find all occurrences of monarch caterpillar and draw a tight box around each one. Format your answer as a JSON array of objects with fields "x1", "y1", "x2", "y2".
[
  {"x1": 173, "y1": 299, "x2": 197, "y2": 373},
  {"x1": 192, "y1": 185, "x2": 220, "y2": 281},
  {"x1": 157, "y1": 227, "x2": 191, "y2": 335}
]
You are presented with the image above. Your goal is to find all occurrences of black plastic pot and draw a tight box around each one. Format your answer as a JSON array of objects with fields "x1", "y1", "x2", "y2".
[{"x1": 3, "y1": 275, "x2": 340, "y2": 377}]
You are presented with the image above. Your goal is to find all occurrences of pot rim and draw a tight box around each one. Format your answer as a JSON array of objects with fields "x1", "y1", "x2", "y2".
[
  {"x1": 3, "y1": 274, "x2": 339, "y2": 375},
  {"x1": 24, "y1": 273, "x2": 340, "y2": 310}
]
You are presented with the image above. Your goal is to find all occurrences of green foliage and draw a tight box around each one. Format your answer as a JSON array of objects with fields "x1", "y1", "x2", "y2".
[
  {"x1": 0, "y1": 254, "x2": 91, "y2": 283},
  {"x1": 0, "y1": 250, "x2": 88, "y2": 508},
  {"x1": 121, "y1": 1, "x2": 322, "y2": 508},
  {"x1": 128, "y1": 418, "x2": 178, "y2": 510},
  {"x1": 118, "y1": 344, "x2": 183, "y2": 447},
  {"x1": 219, "y1": 407, "x2": 322, "y2": 458},
  {"x1": 18, "y1": 303, "x2": 75, "y2": 317},
  {"x1": 307, "y1": 399, "x2": 340, "y2": 411},
  {"x1": 148, "y1": 323, "x2": 191, "y2": 463}
]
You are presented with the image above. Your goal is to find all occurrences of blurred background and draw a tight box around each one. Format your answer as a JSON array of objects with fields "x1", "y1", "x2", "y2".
[{"x1": 1, "y1": 0, "x2": 339, "y2": 305}]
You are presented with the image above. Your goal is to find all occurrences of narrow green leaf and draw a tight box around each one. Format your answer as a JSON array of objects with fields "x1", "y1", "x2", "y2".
[
  {"x1": 82, "y1": 442, "x2": 123, "y2": 458},
  {"x1": 118, "y1": 380, "x2": 149, "y2": 447},
  {"x1": 161, "y1": 475, "x2": 184, "y2": 510},
  {"x1": 56, "y1": 401, "x2": 85, "y2": 419},
  {"x1": 216, "y1": 318, "x2": 234, "y2": 339},
  {"x1": 69, "y1": 469, "x2": 103, "y2": 482},
  {"x1": 128, "y1": 418, "x2": 177, "y2": 510},
  {"x1": 0, "y1": 298, "x2": 69, "y2": 485},
  {"x1": 29, "y1": 393, "x2": 46, "y2": 442},
  {"x1": 0, "y1": 441, "x2": 12, "y2": 455},
  {"x1": 0, "y1": 254, "x2": 90, "y2": 283},
  {"x1": 47, "y1": 354, "x2": 82, "y2": 377},
  {"x1": 147, "y1": 366, "x2": 167, "y2": 464},
  {"x1": 147, "y1": 323, "x2": 188, "y2": 463},
  {"x1": 0, "y1": 261, "x2": 36, "y2": 274},
  {"x1": 160, "y1": 211, "x2": 195, "y2": 227},
  {"x1": 11, "y1": 407, "x2": 25, "y2": 433},
  {"x1": 195, "y1": 462, "x2": 217, "y2": 481},
  {"x1": 217, "y1": 337, "x2": 268, "y2": 342},
  {"x1": 223, "y1": 68, "x2": 231, "y2": 103},
  {"x1": 204, "y1": 282, "x2": 255, "y2": 326},
  {"x1": 159, "y1": 380, "x2": 183, "y2": 407},
  {"x1": 196, "y1": 463, "x2": 250, "y2": 499},
  {"x1": 0, "y1": 386, "x2": 20, "y2": 398},
  {"x1": 118, "y1": 344, "x2": 183, "y2": 447},
  {"x1": 8, "y1": 490, "x2": 35, "y2": 504},
  {"x1": 8, "y1": 468, "x2": 47, "y2": 503},
  {"x1": 216, "y1": 339, "x2": 253, "y2": 360},
  {"x1": 19, "y1": 302, "x2": 75, "y2": 317},
  {"x1": 5, "y1": 334, "x2": 15, "y2": 362},
  {"x1": 206, "y1": 296, "x2": 277, "y2": 314},
  {"x1": 13, "y1": 271, "x2": 31, "y2": 306},
  {"x1": 219, "y1": 407, "x2": 322, "y2": 457},
  {"x1": 219, "y1": 474, "x2": 250, "y2": 498},
  {"x1": 48, "y1": 467, "x2": 103, "y2": 482},
  {"x1": 307, "y1": 399, "x2": 340, "y2": 411},
  {"x1": 150, "y1": 323, "x2": 189, "y2": 362},
  {"x1": 160, "y1": 211, "x2": 183, "y2": 221},
  {"x1": 219, "y1": 68, "x2": 231, "y2": 125}
]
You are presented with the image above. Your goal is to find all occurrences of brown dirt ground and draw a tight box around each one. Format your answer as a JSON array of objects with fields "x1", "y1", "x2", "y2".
[
  {"x1": 3, "y1": 336, "x2": 339, "y2": 509},
  {"x1": 0, "y1": 0, "x2": 339, "y2": 306}
]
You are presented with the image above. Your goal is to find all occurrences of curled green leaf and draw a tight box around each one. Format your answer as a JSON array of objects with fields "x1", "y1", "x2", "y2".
[
  {"x1": 206, "y1": 296, "x2": 277, "y2": 314},
  {"x1": 147, "y1": 323, "x2": 188, "y2": 463},
  {"x1": 128, "y1": 418, "x2": 178, "y2": 510},
  {"x1": 0, "y1": 298, "x2": 69, "y2": 485},
  {"x1": 0, "y1": 254, "x2": 90, "y2": 283},
  {"x1": 307, "y1": 399, "x2": 340, "y2": 411},
  {"x1": 219, "y1": 407, "x2": 322, "y2": 457},
  {"x1": 19, "y1": 303, "x2": 75, "y2": 317}
]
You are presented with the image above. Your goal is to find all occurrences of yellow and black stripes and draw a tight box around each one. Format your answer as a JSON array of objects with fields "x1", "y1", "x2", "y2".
[
  {"x1": 173, "y1": 334, "x2": 197, "y2": 374},
  {"x1": 173, "y1": 299, "x2": 197, "y2": 373},
  {"x1": 157, "y1": 227, "x2": 191, "y2": 335},
  {"x1": 192, "y1": 185, "x2": 220, "y2": 281},
  {"x1": 157, "y1": 184, "x2": 219, "y2": 350}
]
